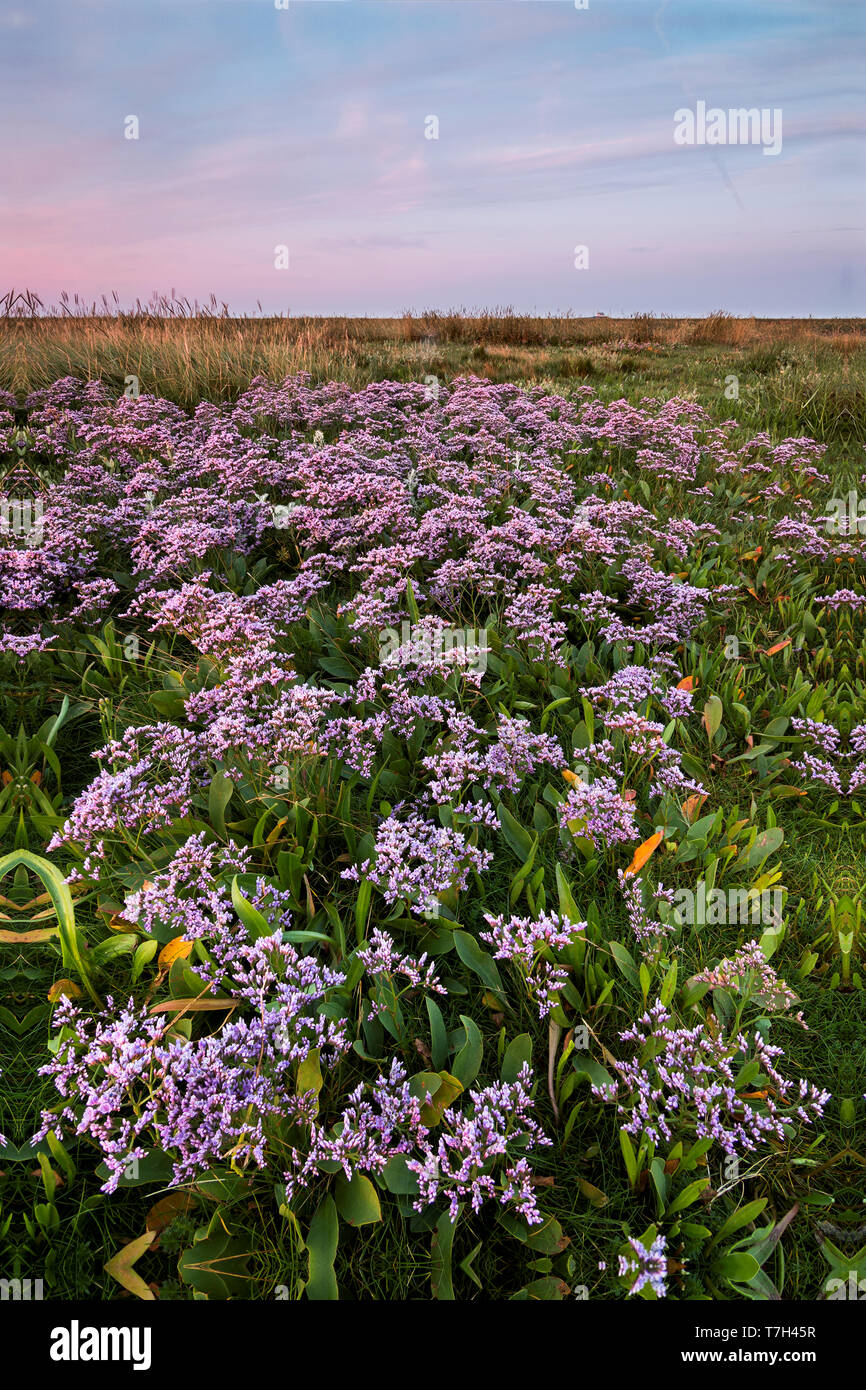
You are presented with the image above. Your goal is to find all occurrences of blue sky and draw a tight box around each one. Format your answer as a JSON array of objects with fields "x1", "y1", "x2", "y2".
[{"x1": 4, "y1": 0, "x2": 863, "y2": 314}]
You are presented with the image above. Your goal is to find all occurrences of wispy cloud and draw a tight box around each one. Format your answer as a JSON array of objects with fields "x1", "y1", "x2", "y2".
[{"x1": 4, "y1": 0, "x2": 863, "y2": 313}]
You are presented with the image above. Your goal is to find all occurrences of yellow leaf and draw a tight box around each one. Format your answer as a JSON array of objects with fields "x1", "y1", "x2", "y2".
[
  {"x1": 158, "y1": 937, "x2": 193, "y2": 967},
  {"x1": 420, "y1": 1072, "x2": 463, "y2": 1127},
  {"x1": 266, "y1": 817, "x2": 289, "y2": 845},
  {"x1": 105, "y1": 1230, "x2": 157, "y2": 1301},
  {"x1": 577, "y1": 1177, "x2": 608, "y2": 1208},
  {"x1": 0, "y1": 927, "x2": 58, "y2": 943},
  {"x1": 623, "y1": 831, "x2": 663, "y2": 878},
  {"x1": 297, "y1": 1048, "x2": 324, "y2": 1101},
  {"x1": 107, "y1": 913, "x2": 136, "y2": 932},
  {"x1": 47, "y1": 979, "x2": 82, "y2": 1003},
  {"x1": 763, "y1": 639, "x2": 791, "y2": 657},
  {"x1": 681, "y1": 794, "x2": 707, "y2": 823}
]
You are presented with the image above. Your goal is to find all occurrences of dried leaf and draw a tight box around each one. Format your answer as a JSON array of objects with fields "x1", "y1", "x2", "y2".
[
  {"x1": 548, "y1": 1018, "x2": 562, "y2": 1123},
  {"x1": 149, "y1": 997, "x2": 236, "y2": 1014},
  {"x1": 105, "y1": 1230, "x2": 157, "y2": 1301},
  {"x1": 681, "y1": 794, "x2": 707, "y2": 823},
  {"x1": 623, "y1": 831, "x2": 663, "y2": 878},
  {"x1": 158, "y1": 937, "x2": 193, "y2": 967},
  {"x1": 107, "y1": 913, "x2": 136, "y2": 932},
  {"x1": 47, "y1": 979, "x2": 82, "y2": 1002},
  {"x1": 0, "y1": 927, "x2": 58, "y2": 943},
  {"x1": 146, "y1": 1192, "x2": 195, "y2": 1234}
]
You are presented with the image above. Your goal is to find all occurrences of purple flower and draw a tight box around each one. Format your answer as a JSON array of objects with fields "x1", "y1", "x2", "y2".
[{"x1": 619, "y1": 1233, "x2": 670, "y2": 1298}]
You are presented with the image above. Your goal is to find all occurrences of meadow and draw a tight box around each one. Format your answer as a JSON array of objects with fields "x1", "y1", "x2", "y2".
[{"x1": 0, "y1": 307, "x2": 864, "y2": 1302}]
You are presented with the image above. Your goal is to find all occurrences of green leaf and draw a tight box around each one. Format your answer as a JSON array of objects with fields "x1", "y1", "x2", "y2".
[
  {"x1": 230, "y1": 877, "x2": 272, "y2": 940},
  {"x1": 0, "y1": 850, "x2": 99, "y2": 1004},
  {"x1": 619, "y1": 1129, "x2": 639, "y2": 1188},
  {"x1": 572, "y1": 1056, "x2": 614, "y2": 1089},
  {"x1": 132, "y1": 939, "x2": 158, "y2": 982},
  {"x1": 415, "y1": 1071, "x2": 463, "y2": 1126},
  {"x1": 501, "y1": 1032, "x2": 533, "y2": 1083},
  {"x1": 207, "y1": 772, "x2": 234, "y2": 838},
  {"x1": 555, "y1": 864, "x2": 582, "y2": 927},
  {"x1": 665, "y1": 1178, "x2": 710, "y2": 1217},
  {"x1": 426, "y1": 997, "x2": 449, "y2": 1071},
  {"x1": 497, "y1": 803, "x2": 536, "y2": 861},
  {"x1": 305, "y1": 1196, "x2": 339, "y2": 1300},
  {"x1": 659, "y1": 960, "x2": 678, "y2": 1007},
  {"x1": 296, "y1": 1048, "x2": 323, "y2": 1102},
  {"x1": 510, "y1": 1213, "x2": 569, "y2": 1255},
  {"x1": 710, "y1": 1199, "x2": 768, "y2": 1248},
  {"x1": 405, "y1": 576, "x2": 421, "y2": 624},
  {"x1": 608, "y1": 940, "x2": 640, "y2": 989},
  {"x1": 519, "y1": 1275, "x2": 568, "y2": 1300},
  {"x1": 355, "y1": 878, "x2": 373, "y2": 940},
  {"x1": 703, "y1": 695, "x2": 723, "y2": 742},
  {"x1": 431, "y1": 1208, "x2": 459, "y2": 1300},
  {"x1": 453, "y1": 930, "x2": 504, "y2": 992},
  {"x1": 178, "y1": 1221, "x2": 252, "y2": 1299},
  {"x1": 650, "y1": 1157, "x2": 669, "y2": 1212},
  {"x1": 149, "y1": 689, "x2": 186, "y2": 719},
  {"x1": 381, "y1": 1155, "x2": 420, "y2": 1195},
  {"x1": 318, "y1": 655, "x2": 356, "y2": 680},
  {"x1": 334, "y1": 1172, "x2": 382, "y2": 1227},
  {"x1": 741, "y1": 827, "x2": 784, "y2": 872},
  {"x1": 713, "y1": 1252, "x2": 761, "y2": 1283},
  {"x1": 452, "y1": 1015, "x2": 483, "y2": 1087},
  {"x1": 95, "y1": 1150, "x2": 174, "y2": 1188},
  {"x1": 90, "y1": 933, "x2": 137, "y2": 967}
]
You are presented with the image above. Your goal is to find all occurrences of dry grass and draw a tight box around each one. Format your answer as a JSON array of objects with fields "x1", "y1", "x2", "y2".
[{"x1": 2, "y1": 294, "x2": 863, "y2": 419}]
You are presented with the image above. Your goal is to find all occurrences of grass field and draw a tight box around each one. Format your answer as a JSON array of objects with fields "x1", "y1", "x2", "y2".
[
  {"x1": 4, "y1": 302, "x2": 864, "y2": 447},
  {"x1": 0, "y1": 308, "x2": 864, "y2": 1303}
]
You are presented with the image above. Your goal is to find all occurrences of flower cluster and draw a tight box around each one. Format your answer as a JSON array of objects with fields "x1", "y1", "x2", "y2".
[
  {"x1": 597, "y1": 1000, "x2": 829, "y2": 1157},
  {"x1": 481, "y1": 910, "x2": 586, "y2": 1016},
  {"x1": 619, "y1": 1233, "x2": 670, "y2": 1298},
  {"x1": 343, "y1": 810, "x2": 493, "y2": 915}
]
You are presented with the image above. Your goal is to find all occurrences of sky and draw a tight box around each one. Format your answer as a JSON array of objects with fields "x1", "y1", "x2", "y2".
[{"x1": 3, "y1": 0, "x2": 863, "y2": 315}]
